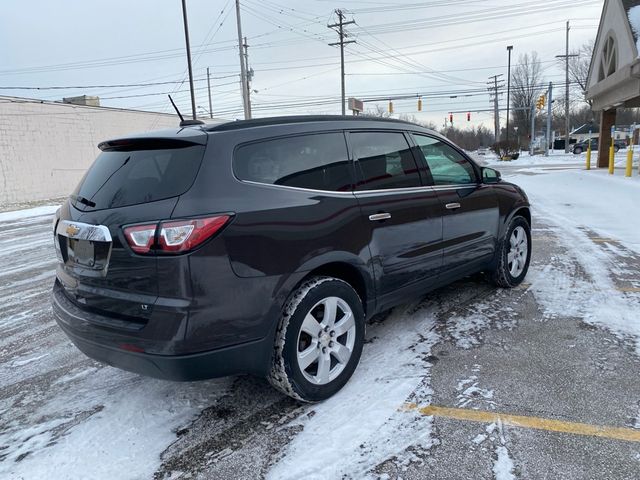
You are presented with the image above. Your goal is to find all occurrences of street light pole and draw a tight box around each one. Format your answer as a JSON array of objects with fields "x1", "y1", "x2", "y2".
[{"x1": 506, "y1": 45, "x2": 513, "y2": 146}]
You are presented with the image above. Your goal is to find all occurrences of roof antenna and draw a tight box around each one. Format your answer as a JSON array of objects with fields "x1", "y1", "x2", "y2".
[{"x1": 168, "y1": 94, "x2": 204, "y2": 127}]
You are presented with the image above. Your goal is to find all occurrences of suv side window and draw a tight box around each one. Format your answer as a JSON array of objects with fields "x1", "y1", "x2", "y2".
[
  {"x1": 234, "y1": 132, "x2": 353, "y2": 192},
  {"x1": 350, "y1": 131, "x2": 421, "y2": 191},
  {"x1": 411, "y1": 134, "x2": 477, "y2": 185}
]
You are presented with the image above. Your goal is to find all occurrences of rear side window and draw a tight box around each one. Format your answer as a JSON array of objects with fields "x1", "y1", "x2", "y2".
[
  {"x1": 350, "y1": 131, "x2": 421, "y2": 191},
  {"x1": 72, "y1": 144, "x2": 205, "y2": 210},
  {"x1": 233, "y1": 133, "x2": 353, "y2": 192}
]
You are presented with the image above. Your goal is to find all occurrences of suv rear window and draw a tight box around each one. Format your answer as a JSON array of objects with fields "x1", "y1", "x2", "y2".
[
  {"x1": 233, "y1": 133, "x2": 353, "y2": 192},
  {"x1": 71, "y1": 144, "x2": 205, "y2": 210}
]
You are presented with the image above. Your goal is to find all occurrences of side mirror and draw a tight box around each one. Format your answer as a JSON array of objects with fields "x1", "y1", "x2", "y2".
[{"x1": 482, "y1": 167, "x2": 501, "y2": 184}]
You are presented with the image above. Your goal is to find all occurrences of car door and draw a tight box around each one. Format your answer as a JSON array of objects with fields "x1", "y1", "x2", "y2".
[
  {"x1": 410, "y1": 133, "x2": 499, "y2": 277},
  {"x1": 348, "y1": 130, "x2": 443, "y2": 310}
]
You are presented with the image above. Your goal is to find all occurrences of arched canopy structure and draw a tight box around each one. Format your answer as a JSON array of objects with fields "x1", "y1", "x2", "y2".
[{"x1": 586, "y1": 0, "x2": 640, "y2": 166}]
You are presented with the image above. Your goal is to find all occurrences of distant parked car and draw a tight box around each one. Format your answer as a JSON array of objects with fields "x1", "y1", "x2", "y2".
[
  {"x1": 572, "y1": 138, "x2": 626, "y2": 154},
  {"x1": 477, "y1": 147, "x2": 489, "y2": 156}
]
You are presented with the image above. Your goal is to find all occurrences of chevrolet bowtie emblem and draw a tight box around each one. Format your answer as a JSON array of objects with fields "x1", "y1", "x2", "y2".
[{"x1": 66, "y1": 224, "x2": 80, "y2": 237}]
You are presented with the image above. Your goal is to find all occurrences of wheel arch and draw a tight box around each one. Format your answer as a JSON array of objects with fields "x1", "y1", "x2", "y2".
[{"x1": 301, "y1": 262, "x2": 371, "y2": 314}]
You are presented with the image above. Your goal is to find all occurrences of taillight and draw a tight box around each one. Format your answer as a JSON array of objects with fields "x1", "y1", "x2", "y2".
[
  {"x1": 123, "y1": 215, "x2": 231, "y2": 255},
  {"x1": 123, "y1": 224, "x2": 157, "y2": 254},
  {"x1": 158, "y1": 216, "x2": 230, "y2": 252}
]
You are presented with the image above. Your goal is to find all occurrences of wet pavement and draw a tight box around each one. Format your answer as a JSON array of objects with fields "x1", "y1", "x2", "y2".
[{"x1": 1, "y1": 178, "x2": 639, "y2": 479}]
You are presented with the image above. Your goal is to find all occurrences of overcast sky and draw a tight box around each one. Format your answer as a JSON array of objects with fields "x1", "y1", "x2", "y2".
[{"x1": 1, "y1": 0, "x2": 603, "y2": 127}]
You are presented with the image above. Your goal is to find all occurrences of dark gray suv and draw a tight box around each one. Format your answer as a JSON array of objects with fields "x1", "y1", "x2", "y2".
[{"x1": 52, "y1": 115, "x2": 531, "y2": 401}]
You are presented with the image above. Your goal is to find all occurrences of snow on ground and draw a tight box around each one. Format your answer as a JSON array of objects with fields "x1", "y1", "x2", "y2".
[
  {"x1": 266, "y1": 305, "x2": 440, "y2": 480},
  {"x1": 481, "y1": 149, "x2": 587, "y2": 167},
  {"x1": 0, "y1": 205, "x2": 59, "y2": 223},
  {"x1": 3, "y1": 158, "x2": 640, "y2": 478},
  {"x1": 493, "y1": 445, "x2": 516, "y2": 480},
  {"x1": 499, "y1": 155, "x2": 640, "y2": 353},
  {"x1": 0, "y1": 207, "x2": 231, "y2": 480}
]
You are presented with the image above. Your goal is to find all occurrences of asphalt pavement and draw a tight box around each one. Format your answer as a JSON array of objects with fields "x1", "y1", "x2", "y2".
[{"x1": 1, "y1": 186, "x2": 639, "y2": 479}]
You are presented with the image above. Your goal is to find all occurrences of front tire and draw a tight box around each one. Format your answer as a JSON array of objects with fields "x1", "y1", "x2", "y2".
[
  {"x1": 489, "y1": 216, "x2": 531, "y2": 288},
  {"x1": 268, "y1": 276, "x2": 365, "y2": 402},
  {"x1": 573, "y1": 147, "x2": 583, "y2": 154}
]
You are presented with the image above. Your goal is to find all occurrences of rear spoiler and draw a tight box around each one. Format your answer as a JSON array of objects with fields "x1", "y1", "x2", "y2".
[{"x1": 98, "y1": 138, "x2": 204, "y2": 152}]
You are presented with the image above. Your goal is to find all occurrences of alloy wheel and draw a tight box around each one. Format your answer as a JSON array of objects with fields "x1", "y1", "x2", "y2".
[
  {"x1": 296, "y1": 296, "x2": 356, "y2": 385},
  {"x1": 507, "y1": 226, "x2": 528, "y2": 277}
]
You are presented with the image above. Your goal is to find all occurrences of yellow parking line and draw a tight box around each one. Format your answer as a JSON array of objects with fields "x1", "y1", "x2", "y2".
[
  {"x1": 618, "y1": 287, "x2": 640, "y2": 293},
  {"x1": 403, "y1": 404, "x2": 640, "y2": 443},
  {"x1": 515, "y1": 282, "x2": 638, "y2": 293},
  {"x1": 590, "y1": 238, "x2": 617, "y2": 243}
]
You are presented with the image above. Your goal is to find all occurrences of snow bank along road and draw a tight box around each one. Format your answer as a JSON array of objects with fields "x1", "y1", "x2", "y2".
[{"x1": 2, "y1": 159, "x2": 640, "y2": 479}]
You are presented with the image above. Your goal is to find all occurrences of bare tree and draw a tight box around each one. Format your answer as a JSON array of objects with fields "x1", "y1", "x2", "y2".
[
  {"x1": 365, "y1": 104, "x2": 392, "y2": 118},
  {"x1": 567, "y1": 40, "x2": 594, "y2": 106},
  {"x1": 510, "y1": 52, "x2": 545, "y2": 147},
  {"x1": 443, "y1": 125, "x2": 495, "y2": 151},
  {"x1": 398, "y1": 113, "x2": 438, "y2": 130}
]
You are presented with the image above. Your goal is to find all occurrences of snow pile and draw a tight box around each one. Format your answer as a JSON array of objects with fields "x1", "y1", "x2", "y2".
[
  {"x1": 0, "y1": 205, "x2": 59, "y2": 222},
  {"x1": 628, "y1": 6, "x2": 640, "y2": 55}
]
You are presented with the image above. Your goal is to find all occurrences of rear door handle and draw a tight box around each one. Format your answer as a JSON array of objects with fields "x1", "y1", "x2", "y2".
[
  {"x1": 445, "y1": 202, "x2": 461, "y2": 210},
  {"x1": 369, "y1": 213, "x2": 391, "y2": 221}
]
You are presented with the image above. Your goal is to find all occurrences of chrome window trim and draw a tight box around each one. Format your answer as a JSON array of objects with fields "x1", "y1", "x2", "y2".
[
  {"x1": 239, "y1": 179, "x2": 355, "y2": 196},
  {"x1": 354, "y1": 185, "x2": 435, "y2": 195},
  {"x1": 240, "y1": 179, "x2": 480, "y2": 195},
  {"x1": 431, "y1": 183, "x2": 480, "y2": 191}
]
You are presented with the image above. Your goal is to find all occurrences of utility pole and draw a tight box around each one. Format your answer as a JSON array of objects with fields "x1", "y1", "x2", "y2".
[
  {"x1": 206, "y1": 67, "x2": 213, "y2": 119},
  {"x1": 556, "y1": 21, "x2": 578, "y2": 153},
  {"x1": 546, "y1": 82, "x2": 553, "y2": 156},
  {"x1": 235, "y1": 0, "x2": 250, "y2": 119},
  {"x1": 243, "y1": 37, "x2": 252, "y2": 118},
  {"x1": 180, "y1": 0, "x2": 197, "y2": 120},
  {"x1": 328, "y1": 9, "x2": 355, "y2": 115},
  {"x1": 506, "y1": 46, "x2": 513, "y2": 147},
  {"x1": 530, "y1": 103, "x2": 536, "y2": 156},
  {"x1": 487, "y1": 74, "x2": 504, "y2": 143}
]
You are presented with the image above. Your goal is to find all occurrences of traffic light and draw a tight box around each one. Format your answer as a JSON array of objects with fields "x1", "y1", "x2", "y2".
[
  {"x1": 388, "y1": 101, "x2": 394, "y2": 114},
  {"x1": 449, "y1": 113, "x2": 453, "y2": 124},
  {"x1": 417, "y1": 97, "x2": 422, "y2": 112},
  {"x1": 536, "y1": 94, "x2": 546, "y2": 110},
  {"x1": 467, "y1": 112, "x2": 471, "y2": 122}
]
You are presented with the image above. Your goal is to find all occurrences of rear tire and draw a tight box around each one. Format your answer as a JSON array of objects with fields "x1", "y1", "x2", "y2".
[
  {"x1": 268, "y1": 276, "x2": 365, "y2": 402},
  {"x1": 573, "y1": 147, "x2": 582, "y2": 154},
  {"x1": 489, "y1": 216, "x2": 531, "y2": 288}
]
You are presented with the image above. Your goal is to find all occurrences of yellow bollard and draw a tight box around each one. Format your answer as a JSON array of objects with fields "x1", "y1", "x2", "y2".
[
  {"x1": 626, "y1": 147, "x2": 633, "y2": 177},
  {"x1": 586, "y1": 143, "x2": 591, "y2": 170},
  {"x1": 609, "y1": 143, "x2": 615, "y2": 174}
]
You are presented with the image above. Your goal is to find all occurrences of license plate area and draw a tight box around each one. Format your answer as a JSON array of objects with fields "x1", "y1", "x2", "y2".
[
  {"x1": 56, "y1": 220, "x2": 113, "y2": 277},
  {"x1": 68, "y1": 238, "x2": 95, "y2": 266}
]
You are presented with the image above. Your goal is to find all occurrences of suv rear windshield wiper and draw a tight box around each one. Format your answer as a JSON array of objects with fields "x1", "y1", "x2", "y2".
[{"x1": 70, "y1": 194, "x2": 96, "y2": 208}]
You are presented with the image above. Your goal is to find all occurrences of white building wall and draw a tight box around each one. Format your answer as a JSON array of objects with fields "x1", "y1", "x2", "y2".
[{"x1": 0, "y1": 97, "x2": 183, "y2": 206}]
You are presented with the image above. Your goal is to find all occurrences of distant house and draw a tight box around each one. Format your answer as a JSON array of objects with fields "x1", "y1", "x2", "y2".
[{"x1": 585, "y1": 0, "x2": 640, "y2": 167}]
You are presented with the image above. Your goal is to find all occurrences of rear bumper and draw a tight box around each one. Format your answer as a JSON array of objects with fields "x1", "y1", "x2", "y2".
[{"x1": 52, "y1": 280, "x2": 272, "y2": 380}]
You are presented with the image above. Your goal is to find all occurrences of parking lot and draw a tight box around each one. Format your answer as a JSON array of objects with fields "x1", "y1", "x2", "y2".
[{"x1": 1, "y1": 157, "x2": 640, "y2": 479}]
